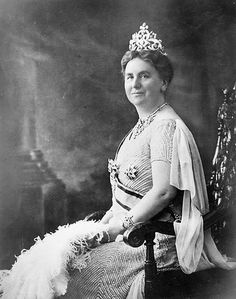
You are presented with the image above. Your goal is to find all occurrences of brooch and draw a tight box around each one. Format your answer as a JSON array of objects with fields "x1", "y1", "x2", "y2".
[
  {"x1": 108, "y1": 159, "x2": 119, "y2": 179},
  {"x1": 125, "y1": 164, "x2": 138, "y2": 180}
]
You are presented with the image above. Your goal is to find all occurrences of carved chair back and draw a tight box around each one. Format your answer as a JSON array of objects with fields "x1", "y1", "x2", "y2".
[{"x1": 208, "y1": 84, "x2": 236, "y2": 254}]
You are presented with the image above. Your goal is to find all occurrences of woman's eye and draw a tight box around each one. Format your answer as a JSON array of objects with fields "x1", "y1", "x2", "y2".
[{"x1": 140, "y1": 74, "x2": 149, "y2": 78}]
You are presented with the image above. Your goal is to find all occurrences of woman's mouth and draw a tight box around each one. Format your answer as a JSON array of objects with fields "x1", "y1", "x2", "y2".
[{"x1": 132, "y1": 92, "x2": 144, "y2": 95}]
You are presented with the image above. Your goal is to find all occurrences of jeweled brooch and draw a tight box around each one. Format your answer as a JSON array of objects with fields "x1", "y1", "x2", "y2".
[
  {"x1": 108, "y1": 159, "x2": 119, "y2": 178},
  {"x1": 125, "y1": 164, "x2": 138, "y2": 180}
]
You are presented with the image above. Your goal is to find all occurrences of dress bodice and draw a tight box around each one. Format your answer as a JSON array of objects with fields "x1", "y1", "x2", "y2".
[
  {"x1": 108, "y1": 118, "x2": 182, "y2": 220},
  {"x1": 115, "y1": 118, "x2": 176, "y2": 195}
]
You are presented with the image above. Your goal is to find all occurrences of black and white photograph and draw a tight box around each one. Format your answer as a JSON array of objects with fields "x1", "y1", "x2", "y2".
[{"x1": 0, "y1": 0, "x2": 235, "y2": 298}]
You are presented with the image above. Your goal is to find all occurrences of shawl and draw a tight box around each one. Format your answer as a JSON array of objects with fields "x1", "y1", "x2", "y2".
[{"x1": 171, "y1": 119, "x2": 236, "y2": 273}]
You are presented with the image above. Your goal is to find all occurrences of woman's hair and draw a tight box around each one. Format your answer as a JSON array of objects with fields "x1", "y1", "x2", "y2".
[{"x1": 121, "y1": 50, "x2": 174, "y2": 84}]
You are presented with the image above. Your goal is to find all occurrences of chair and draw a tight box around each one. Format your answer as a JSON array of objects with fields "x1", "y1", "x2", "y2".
[{"x1": 123, "y1": 83, "x2": 236, "y2": 298}]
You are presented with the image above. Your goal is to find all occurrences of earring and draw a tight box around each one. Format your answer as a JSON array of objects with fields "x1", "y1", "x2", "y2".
[
  {"x1": 161, "y1": 81, "x2": 167, "y2": 92},
  {"x1": 161, "y1": 86, "x2": 167, "y2": 93}
]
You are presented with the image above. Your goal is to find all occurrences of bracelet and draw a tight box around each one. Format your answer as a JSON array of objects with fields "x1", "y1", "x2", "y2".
[{"x1": 122, "y1": 215, "x2": 134, "y2": 229}]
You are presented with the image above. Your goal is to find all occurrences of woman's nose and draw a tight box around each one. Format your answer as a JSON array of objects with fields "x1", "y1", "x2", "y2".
[{"x1": 132, "y1": 77, "x2": 141, "y2": 89}]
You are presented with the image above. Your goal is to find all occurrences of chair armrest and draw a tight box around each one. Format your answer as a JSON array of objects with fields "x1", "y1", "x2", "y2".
[
  {"x1": 123, "y1": 220, "x2": 175, "y2": 248},
  {"x1": 123, "y1": 205, "x2": 236, "y2": 248}
]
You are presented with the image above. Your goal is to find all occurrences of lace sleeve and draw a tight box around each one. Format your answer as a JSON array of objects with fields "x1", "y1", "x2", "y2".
[{"x1": 150, "y1": 119, "x2": 176, "y2": 164}]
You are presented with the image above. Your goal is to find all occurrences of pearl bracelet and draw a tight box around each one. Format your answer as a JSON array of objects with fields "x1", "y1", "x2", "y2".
[{"x1": 122, "y1": 215, "x2": 134, "y2": 229}]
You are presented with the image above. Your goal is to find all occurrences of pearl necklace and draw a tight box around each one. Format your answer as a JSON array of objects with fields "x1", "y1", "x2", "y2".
[{"x1": 130, "y1": 102, "x2": 168, "y2": 140}]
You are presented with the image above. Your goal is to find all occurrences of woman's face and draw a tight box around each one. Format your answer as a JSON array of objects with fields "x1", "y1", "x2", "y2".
[{"x1": 124, "y1": 57, "x2": 165, "y2": 111}]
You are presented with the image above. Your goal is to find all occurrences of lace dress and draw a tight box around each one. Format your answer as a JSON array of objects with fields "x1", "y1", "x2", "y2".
[{"x1": 60, "y1": 118, "x2": 180, "y2": 299}]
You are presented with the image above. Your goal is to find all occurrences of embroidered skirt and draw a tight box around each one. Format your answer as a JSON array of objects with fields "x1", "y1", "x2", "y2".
[{"x1": 60, "y1": 233, "x2": 179, "y2": 299}]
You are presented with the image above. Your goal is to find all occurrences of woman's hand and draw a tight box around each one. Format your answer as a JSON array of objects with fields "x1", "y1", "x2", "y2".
[{"x1": 107, "y1": 217, "x2": 124, "y2": 242}]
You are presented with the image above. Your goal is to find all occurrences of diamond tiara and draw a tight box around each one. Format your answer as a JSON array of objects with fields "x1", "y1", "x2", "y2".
[{"x1": 129, "y1": 23, "x2": 167, "y2": 55}]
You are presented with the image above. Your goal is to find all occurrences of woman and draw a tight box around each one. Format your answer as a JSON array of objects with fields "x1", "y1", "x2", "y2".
[
  {"x1": 1, "y1": 23, "x2": 235, "y2": 299},
  {"x1": 62, "y1": 24, "x2": 181, "y2": 299}
]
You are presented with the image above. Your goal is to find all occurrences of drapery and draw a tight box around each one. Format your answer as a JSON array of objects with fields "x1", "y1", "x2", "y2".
[{"x1": 171, "y1": 119, "x2": 236, "y2": 273}]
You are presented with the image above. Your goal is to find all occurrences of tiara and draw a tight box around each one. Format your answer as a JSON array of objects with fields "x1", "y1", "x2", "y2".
[{"x1": 129, "y1": 23, "x2": 167, "y2": 55}]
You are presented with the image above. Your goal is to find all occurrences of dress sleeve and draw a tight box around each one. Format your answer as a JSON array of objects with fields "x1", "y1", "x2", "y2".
[{"x1": 150, "y1": 119, "x2": 176, "y2": 164}]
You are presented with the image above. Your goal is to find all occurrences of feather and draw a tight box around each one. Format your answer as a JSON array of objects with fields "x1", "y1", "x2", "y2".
[{"x1": 1, "y1": 220, "x2": 108, "y2": 299}]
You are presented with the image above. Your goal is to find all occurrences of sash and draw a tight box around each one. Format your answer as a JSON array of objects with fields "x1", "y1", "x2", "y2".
[
  {"x1": 113, "y1": 176, "x2": 182, "y2": 223},
  {"x1": 112, "y1": 176, "x2": 143, "y2": 213}
]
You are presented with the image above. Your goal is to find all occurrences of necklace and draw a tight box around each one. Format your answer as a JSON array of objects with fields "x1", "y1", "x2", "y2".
[{"x1": 130, "y1": 102, "x2": 168, "y2": 140}]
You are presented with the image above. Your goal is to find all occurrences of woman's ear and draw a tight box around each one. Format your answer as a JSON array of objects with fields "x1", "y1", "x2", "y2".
[{"x1": 161, "y1": 80, "x2": 168, "y2": 93}]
